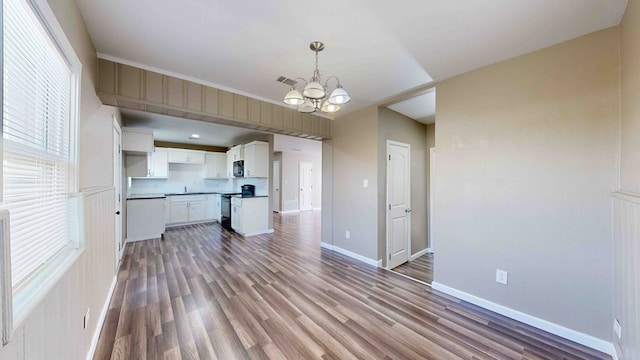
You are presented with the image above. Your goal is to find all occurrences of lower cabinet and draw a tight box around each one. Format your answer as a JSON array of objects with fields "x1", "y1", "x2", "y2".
[
  {"x1": 167, "y1": 195, "x2": 207, "y2": 225},
  {"x1": 230, "y1": 196, "x2": 269, "y2": 236},
  {"x1": 204, "y1": 194, "x2": 217, "y2": 221},
  {"x1": 127, "y1": 198, "x2": 165, "y2": 242}
]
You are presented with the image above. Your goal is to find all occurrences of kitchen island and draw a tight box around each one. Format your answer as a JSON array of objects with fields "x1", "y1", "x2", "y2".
[{"x1": 230, "y1": 195, "x2": 271, "y2": 236}]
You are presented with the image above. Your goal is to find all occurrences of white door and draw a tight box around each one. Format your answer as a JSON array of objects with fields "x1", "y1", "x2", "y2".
[
  {"x1": 273, "y1": 160, "x2": 280, "y2": 212},
  {"x1": 113, "y1": 117, "x2": 123, "y2": 268},
  {"x1": 387, "y1": 140, "x2": 411, "y2": 269},
  {"x1": 299, "y1": 162, "x2": 313, "y2": 211}
]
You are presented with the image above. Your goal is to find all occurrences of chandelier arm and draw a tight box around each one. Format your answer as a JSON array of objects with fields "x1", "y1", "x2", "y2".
[{"x1": 323, "y1": 76, "x2": 341, "y2": 88}]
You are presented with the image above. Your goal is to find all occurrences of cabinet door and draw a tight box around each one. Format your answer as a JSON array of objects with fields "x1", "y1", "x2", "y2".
[
  {"x1": 188, "y1": 200, "x2": 206, "y2": 221},
  {"x1": 253, "y1": 143, "x2": 269, "y2": 177},
  {"x1": 231, "y1": 205, "x2": 242, "y2": 231},
  {"x1": 204, "y1": 195, "x2": 215, "y2": 220},
  {"x1": 164, "y1": 198, "x2": 171, "y2": 224},
  {"x1": 186, "y1": 151, "x2": 205, "y2": 164},
  {"x1": 205, "y1": 153, "x2": 218, "y2": 178},
  {"x1": 244, "y1": 144, "x2": 255, "y2": 177},
  {"x1": 226, "y1": 149, "x2": 235, "y2": 178},
  {"x1": 216, "y1": 153, "x2": 227, "y2": 178},
  {"x1": 170, "y1": 202, "x2": 189, "y2": 223},
  {"x1": 168, "y1": 149, "x2": 188, "y2": 163},
  {"x1": 149, "y1": 149, "x2": 168, "y2": 177},
  {"x1": 214, "y1": 195, "x2": 221, "y2": 221}
]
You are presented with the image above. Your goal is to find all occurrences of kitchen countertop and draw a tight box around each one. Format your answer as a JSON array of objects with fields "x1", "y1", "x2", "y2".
[
  {"x1": 230, "y1": 194, "x2": 269, "y2": 198},
  {"x1": 128, "y1": 191, "x2": 244, "y2": 200},
  {"x1": 127, "y1": 193, "x2": 167, "y2": 200}
]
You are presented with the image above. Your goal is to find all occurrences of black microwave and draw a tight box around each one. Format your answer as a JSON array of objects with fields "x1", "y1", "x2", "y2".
[{"x1": 233, "y1": 160, "x2": 244, "y2": 177}]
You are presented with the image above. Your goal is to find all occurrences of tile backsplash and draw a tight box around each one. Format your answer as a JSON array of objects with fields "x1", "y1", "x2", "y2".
[{"x1": 128, "y1": 163, "x2": 268, "y2": 195}]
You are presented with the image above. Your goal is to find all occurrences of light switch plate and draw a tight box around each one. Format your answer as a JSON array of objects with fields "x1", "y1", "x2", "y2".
[
  {"x1": 363, "y1": 179, "x2": 368, "y2": 188},
  {"x1": 496, "y1": 269, "x2": 508, "y2": 285}
]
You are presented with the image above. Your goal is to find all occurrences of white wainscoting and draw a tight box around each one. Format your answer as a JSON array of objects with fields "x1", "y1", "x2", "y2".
[{"x1": 612, "y1": 191, "x2": 640, "y2": 360}]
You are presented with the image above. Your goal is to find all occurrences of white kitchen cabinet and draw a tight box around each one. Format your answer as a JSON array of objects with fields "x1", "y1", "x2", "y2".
[
  {"x1": 167, "y1": 195, "x2": 208, "y2": 225},
  {"x1": 126, "y1": 197, "x2": 165, "y2": 242},
  {"x1": 231, "y1": 201, "x2": 242, "y2": 232},
  {"x1": 147, "y1": 148, "x2": 168, "y2": 177},
  {"x1": 226, "y1": 145, "x2": 243, "y2": 177},
  {"x1": 122, "y1": 127, "x2": 154, "y2": 154},
  {"x1": 164, "y1": 197, "x2": 171, "y2": 225},
  {"x1": 204, "y1": 194, "x2": 216, "y2": 220},
  {"x1": 230, "y1": 196, "x2": 270, "y2": 236},
  {"x1": 243, "y1": 141, "x2": 269, "y2": 177},
  {"x1": 168, "y1": 148, "x2": 205, "y2": 164},
  {"x1": 214, "y1": 194, "x2": 222, "y2": 221},
  {"x1": 204, "y1": 152, "x2": 227, "y2": 178}
]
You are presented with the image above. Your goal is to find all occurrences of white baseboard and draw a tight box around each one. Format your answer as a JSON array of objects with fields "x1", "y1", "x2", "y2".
[
  {"x1": 126, "y1": 233, "x2": 163, "y2": 243},
  {"x1": 431, "y1": 282, "x2": 618, "y2": 359},
  {"x1": 86, "y1": 275, "x2": 118, "y2": 360},
  {"x1": 320, "y1": 242, "x2": 381, "y2": 267},
  {"x1": 279, "y1": 210, "x2": 300, "y2": 214},
  {"x1": 410, "y1": 248, "x2": 430, "y2": 261},
  {"x1": 426, "y1": 247, "x2": 434, "y2": 254},
  {"x1": 240, "y1": 229, "x2": 274, "y2": 237},
  {"x1": 312, "y1": 207, "x2": 322, "y2": 211}
]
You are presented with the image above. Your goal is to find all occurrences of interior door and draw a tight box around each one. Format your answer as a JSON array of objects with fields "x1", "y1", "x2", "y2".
[
  {"x1": 113, "y1": 117, "x2": 123, "y2": 268},
  {"x1": 273, "y1": 160, "x2": 280, "y2": 212},
  {"x1": 299, "y1": 162, "x2": 313, "y2": 211},
  {"x1": 387, "y1": 140, "x2": 411, "y2": 269}
]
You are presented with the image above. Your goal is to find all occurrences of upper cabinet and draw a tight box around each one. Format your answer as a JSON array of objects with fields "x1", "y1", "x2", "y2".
[
  {"x1": 226, "y1": 145, "x2": 243, "y2": 177},
  {"x1": 204, "y1": 152, "x2": 227, "y2": 179},
  {"x1": 147, "y1": 148, "x2": 168, "y2": 178},
  {"x1": 126, "y1": 148, "x2": 168, "y2": 178},
  {"x1": 122, "y1": 127, "x2": 154, "y2": 154},
  {"x1": 167, "y1": 148, "x2": 205, "y2": 165},
  {"x1": 243, "y1": 141, "x2": 269, "y2": 178}
]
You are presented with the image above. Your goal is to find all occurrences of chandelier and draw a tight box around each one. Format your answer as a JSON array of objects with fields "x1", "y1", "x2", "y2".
[{"x1": 283, "y1": 41, "x2": 351, "y2": 114}]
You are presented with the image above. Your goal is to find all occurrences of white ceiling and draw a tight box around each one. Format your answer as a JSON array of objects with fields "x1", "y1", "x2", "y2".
[
  {"x1": 74, "y1": 0, "x2": 627, "y2": 119},
  {"x1": 388, "y1": 88, "x2": 436, "y2": 125}
]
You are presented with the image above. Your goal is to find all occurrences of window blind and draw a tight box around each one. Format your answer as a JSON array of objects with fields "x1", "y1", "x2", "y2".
[{"x1": 2, "y1": 0, "x2": 76, "y2": 289}]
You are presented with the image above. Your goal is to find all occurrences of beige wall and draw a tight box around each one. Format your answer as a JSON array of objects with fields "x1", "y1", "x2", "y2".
[
  {"x1": 615, "y1": 0, "x2": 640, "y2": 357},
  {"x1": 279, "y1": 151, "x2": 322, "y2": 211},
  {"x1": 325, "y1": 106, "x2": 379, "y2": 260},
  {"x1": 434, "y1": 27, "x2": 619, "y2": 340},
  {"x1": 0, "y1": 0, "x2": 118, "y2": 359},
  {"x1": 377, "y1": 108, "x2": 429, "y2": 257}
]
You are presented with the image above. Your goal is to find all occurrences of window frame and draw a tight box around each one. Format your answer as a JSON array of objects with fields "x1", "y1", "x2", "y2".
[{"x1": 1, "y1": 0, "x2": 83, "y2": 344}]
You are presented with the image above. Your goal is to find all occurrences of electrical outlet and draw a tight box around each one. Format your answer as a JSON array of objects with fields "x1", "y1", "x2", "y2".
[
  {"x1": 614, "y1": 319, "x2": 622, "y2": 339},
  {"x1": 84, "y1": 308, "x2": 90, "y2": 329},
  {"x1": 496, "y1": 269, "x2": 508, "y2": 285},
  {"x1": 345, "y1": 230, "x2": 350, "y2": 239}
]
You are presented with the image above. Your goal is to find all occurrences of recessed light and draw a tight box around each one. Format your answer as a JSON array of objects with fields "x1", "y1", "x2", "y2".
[{"x1": 189, "y1": 134, "x2": 200, "y2": 139}]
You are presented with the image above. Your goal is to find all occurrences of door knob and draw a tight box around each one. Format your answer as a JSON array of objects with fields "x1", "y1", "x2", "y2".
[
  {"x1": 116, "y1": 211, "x2": 121, "y2": 215},
  {"x1": 405, "y1": 209, "x2": 412, "y2": 213}
]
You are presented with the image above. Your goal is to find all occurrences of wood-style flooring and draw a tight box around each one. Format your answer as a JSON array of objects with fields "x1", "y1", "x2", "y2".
[
  {"x1": 94, "y1": 211, "x2": 610, "y2": 359},
  {"x1": 391, "y1": 253, "x2": 434, "y2": 284}
]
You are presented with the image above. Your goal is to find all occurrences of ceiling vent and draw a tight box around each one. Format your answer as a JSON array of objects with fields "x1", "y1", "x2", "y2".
[{"x1": 276, "y1": 76, "x2": 296, "y2": 86}]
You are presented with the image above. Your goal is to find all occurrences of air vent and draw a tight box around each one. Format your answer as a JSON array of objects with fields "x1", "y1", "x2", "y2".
[{"x1": 276, "y1": 76, "x2": 296, "y2": 86}]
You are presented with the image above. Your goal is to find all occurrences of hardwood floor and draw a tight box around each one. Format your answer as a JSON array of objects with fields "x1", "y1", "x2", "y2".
[
  {"x1": 391, "y1": 253, "x2": 434, "y2": 284},
  {"x1": 94, "y1": 211, "x2": 610, "y2": 359}
]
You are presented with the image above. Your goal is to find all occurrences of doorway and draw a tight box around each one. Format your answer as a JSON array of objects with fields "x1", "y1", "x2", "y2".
[
  {"x1": 112, "y1": 116, "x2": 123, "y2": 268},
  {"x1": 386, "y1": 140, "x2": 411, "y2": 269},
  {"x1": 299, "y1": 161, "x2": 314, "y2": 211}
]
